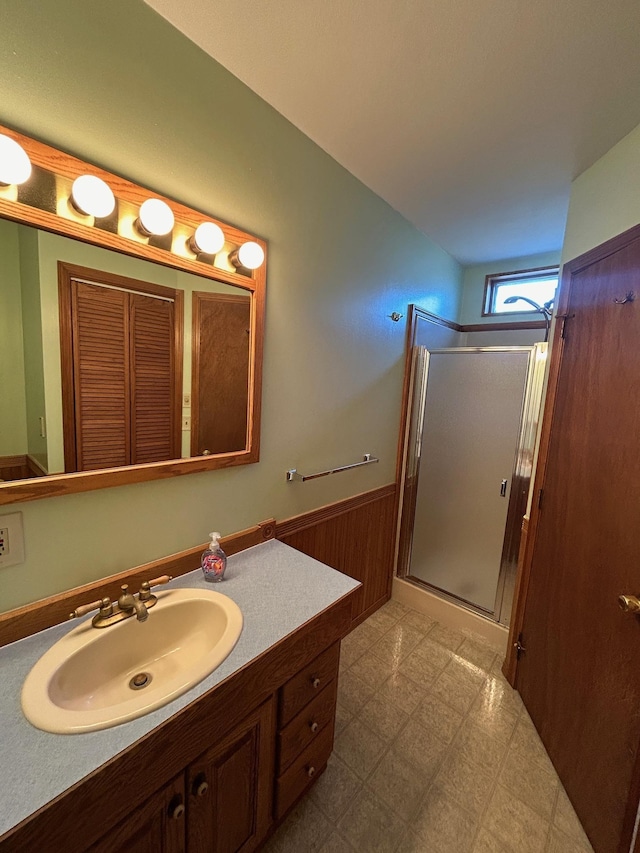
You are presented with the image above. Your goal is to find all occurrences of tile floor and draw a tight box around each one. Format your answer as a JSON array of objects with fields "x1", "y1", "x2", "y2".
[{"x1": 265, "y1": 599, "x2": 595, "y2": 853}]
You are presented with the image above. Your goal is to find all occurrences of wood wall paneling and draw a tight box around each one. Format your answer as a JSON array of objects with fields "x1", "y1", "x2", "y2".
[
  {"x1": 0, "y1": 484, "x2": 393, "y2": 646},
  {"x1": 0, "y1": 455, "x2": 33, "y2": 482},
  {"x1": 276, "y1": 485, "x2": 397, "y2": 624}
]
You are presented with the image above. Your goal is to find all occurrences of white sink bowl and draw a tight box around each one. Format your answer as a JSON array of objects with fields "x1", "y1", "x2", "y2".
[{"x1": 21, "y1": 588, "x2": 243, "y2": 734}]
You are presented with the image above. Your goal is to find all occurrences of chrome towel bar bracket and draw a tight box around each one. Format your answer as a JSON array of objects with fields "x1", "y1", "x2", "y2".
[{"x1": 286, "y1": 454, "x2": 379, "y2": 483}]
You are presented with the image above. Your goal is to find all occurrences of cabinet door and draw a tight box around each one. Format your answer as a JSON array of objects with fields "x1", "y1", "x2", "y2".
[
  {"x1": 86, "y1": 774, "x2": 185, "y2": 853},
  {"x1": 187, "y1": 697, "x2": 275, "y2": 853}
]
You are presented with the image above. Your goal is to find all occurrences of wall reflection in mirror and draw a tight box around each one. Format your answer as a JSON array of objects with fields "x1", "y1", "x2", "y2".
[{"x1": 1, "y1": 220, "x2": 252, "y2": 484}]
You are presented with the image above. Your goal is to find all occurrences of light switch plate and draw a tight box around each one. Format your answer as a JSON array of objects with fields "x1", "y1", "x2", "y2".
[{"x1": 0, "y1": 511, "x2": 25, "y2": 568}]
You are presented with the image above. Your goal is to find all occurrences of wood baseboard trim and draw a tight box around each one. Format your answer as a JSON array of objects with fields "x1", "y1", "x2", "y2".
[
  {"x1": 275, "y1": 484, "x2": 396, "y2": 539},
  {"x1": 0, "y1": 518, "x2": 275, "y2": 648},
  {"x1": 26, "y1": 455, "x2": 48, "y2": 477}
]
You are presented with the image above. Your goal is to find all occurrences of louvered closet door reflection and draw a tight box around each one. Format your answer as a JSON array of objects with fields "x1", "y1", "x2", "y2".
[
  {"x1": 71, "y1": 282, "x2": 130, "y2": 471},
  {"x1": 130, "y1": 293, "x2": 177, "y2": 464}
]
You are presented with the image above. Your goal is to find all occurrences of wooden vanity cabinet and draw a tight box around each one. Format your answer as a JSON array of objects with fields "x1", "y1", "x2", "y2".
[
  {"x1": 275, "y1": 643, "x2": 340, "y2": 819},
  {"x1": 186, "y1": 698, "x2": 275, "y2": 853},
  {"x1": 86, "y1": 775, "x2": 187, "y2": 853},
  {"x1": 0, "y1": 593, "x2": 355, "y2": 853},
  {"x1": 87, "y1": 699, "x2": 274, "y2": 853}
]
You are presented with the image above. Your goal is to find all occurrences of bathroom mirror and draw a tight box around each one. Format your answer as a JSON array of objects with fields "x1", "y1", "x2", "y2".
[{"x1": 0, "y1": 125, "x2": 266, "y2": 506}]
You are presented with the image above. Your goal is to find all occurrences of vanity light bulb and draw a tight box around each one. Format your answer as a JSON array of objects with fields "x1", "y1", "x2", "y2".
[
  {"x1": 236, "y1": 241, "x2": 265, "y2": 270},
  {"x1": 0, "y1": 134, "x2": 32, "y2": 186},
  {"x1": 137, "y1": 198, "x2": 175, "y2": 236},
  {"x1": 71, "y1": 175, "x2": 116, "y2": 218},
  {"x1": 191, "y1": 222, "x2": 225, "y2": 255}
]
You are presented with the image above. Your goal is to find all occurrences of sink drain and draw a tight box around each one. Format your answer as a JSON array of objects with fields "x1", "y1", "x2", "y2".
[{"x1": 129, "y1": 672, "x2": 152, "y2": 690}]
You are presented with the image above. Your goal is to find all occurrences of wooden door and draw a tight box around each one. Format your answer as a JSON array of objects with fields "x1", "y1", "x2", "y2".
[
  {"x1": 70, "y1": 281, "x2": 131, "y2": 471},
  {"x1": 86, "y1": 774, "x2": 185, "y2": 853},
  {"x1": 60, "y1": 265, "x2": 182, "y2": 472},
  {"x1": 191, "y1": 292, "x2": 251, "y2": 456},
  {"x1": 516, "y1": 225, "x2": 640, "y2": 853},
  {"x1": 186, "y1": 697, "x2": 275, "y2": 853},
  {"x1": 130, "y1": 292, "x2": 179, "y2": 464}
]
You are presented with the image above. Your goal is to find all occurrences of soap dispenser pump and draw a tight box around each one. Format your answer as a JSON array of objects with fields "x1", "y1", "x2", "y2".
[{"x1": 201, "y1": 532, "x2": 227, "y2": 583}]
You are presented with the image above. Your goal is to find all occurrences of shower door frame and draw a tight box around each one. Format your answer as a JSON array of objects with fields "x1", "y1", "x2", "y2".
[{"x1": 396, "y1": 343, "x2": 547, "y2": 625}]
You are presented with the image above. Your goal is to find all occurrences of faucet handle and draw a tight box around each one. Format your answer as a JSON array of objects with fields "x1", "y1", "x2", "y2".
[
  {"x1": 138, "y1": 575, "x2": 173, "y2": 601},
  {"x1": 69, "y1": 597, "x2": 112, "y2": 620},
  {"x1": 149, "y1": 574, "x2": 172, "y2": 588}
]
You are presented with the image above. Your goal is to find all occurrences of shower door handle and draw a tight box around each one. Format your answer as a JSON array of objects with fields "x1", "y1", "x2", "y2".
[{"x1": 500, "y1": 479, "x2": 508, "y2": 497}]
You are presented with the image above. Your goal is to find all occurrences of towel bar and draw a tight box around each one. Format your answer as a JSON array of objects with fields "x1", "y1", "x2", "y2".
[{"x1": 286, "y1": 454, "x2": 379, "y2": 483}]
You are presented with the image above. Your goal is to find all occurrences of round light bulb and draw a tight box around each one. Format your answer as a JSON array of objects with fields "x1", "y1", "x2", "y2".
[
  {"x1": 137, "y1": 198, "x2": 175, "y2": 236},
  {"x1": 0, "y1": 134, "x2": 32, "y2": 186},
  {"x1": 191, "y1": 222, "x2": 225, "y2": 255},
  {"x1": 237, "y1": 241, "x2": 265, "y2": 270},
  {"x1": 71, "y1": 175, "x2": 115, "y2": 218}
]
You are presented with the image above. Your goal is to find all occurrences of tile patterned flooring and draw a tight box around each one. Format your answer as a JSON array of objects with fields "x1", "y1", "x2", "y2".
[{"x1": 265, "y1": 599, "x2": 595, "y2": 853}]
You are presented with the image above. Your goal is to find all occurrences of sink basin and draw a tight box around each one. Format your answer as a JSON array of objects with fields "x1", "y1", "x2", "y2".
[{"x1": 21, "y1": 588, "x2": 243, "y2": 734}]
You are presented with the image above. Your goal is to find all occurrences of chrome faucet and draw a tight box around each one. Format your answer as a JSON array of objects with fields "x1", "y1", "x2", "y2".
[{"x1": 69, "y1": 575, "x2": 172, "y2": 628}]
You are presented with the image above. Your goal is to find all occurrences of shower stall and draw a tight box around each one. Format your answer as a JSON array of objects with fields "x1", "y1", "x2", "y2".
[{"x1": 397, "y1": 334, "x2": 547, "y2": 626}]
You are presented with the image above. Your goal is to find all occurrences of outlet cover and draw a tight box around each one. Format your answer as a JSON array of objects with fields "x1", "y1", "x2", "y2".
[{"x1": 0, "y1": 511, "x2": 25, "y2": 569}]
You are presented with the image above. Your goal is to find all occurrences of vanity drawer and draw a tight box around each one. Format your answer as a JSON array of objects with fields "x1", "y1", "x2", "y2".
[
  {"x1": 279, "y1": 642, "x2": 340, "y2": 727},
  {"x1": 275, "y1": 721, "x2": 334, "y2": 819},
  {"x1": 278, "y1": 679, "x2": 338, "y2": 774}
]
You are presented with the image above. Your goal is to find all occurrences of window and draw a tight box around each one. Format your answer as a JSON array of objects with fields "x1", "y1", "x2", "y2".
[{"x1": 483, "y1": 266, "x2": 559, "y2": 316}]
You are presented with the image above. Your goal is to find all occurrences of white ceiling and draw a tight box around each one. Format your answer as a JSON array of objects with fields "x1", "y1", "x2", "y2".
[{"x1": 145, "y1": 0, "x2": 640, "y2": 265}]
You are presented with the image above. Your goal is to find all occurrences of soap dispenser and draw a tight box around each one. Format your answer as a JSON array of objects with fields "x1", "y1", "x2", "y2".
[{"x1": 201, "y1": 532, "x2": 227, "y2": 583}]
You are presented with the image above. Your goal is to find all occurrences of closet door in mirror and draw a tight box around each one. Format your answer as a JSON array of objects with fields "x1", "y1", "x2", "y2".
[
  {"x1": 191, "y1": 292, "x2": 251, "y2": 457},
  {"x1": 60, "y1": 265, "x2": 183, "y2": 472}
]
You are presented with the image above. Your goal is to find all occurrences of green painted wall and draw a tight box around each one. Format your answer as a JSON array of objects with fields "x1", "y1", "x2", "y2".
[
  {"x1": 0, "y1": 0, "x2": 462, "y2": 611},
  {"x1": 562, "y1": 122, "x2": 640, "y2": 263},
  {"x1": 0, "y1": 220, "x2": 28, "y2": 457}
]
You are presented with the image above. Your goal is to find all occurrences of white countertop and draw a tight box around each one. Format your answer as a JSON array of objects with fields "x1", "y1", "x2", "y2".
[{"x1": 0, "y1": 539, "x2": 359, "y2": 837}]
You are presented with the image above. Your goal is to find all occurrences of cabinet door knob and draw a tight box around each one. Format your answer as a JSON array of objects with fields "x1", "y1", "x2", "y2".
[
  {"x1": 311, "y1": 677, "x2": 321, "y2": 689},
  {"x1": 310, "y1": 721, "x2": 319, "y2": 733},
  {"x1": 307, "y1": 766, "x2": 316, "y2": 778},
  {"x1": 192, "y1": 774, "x2": 209, "y2": 797},
  {"x1": 168, "y1": 796, "x2": 185, "y2": 820}
]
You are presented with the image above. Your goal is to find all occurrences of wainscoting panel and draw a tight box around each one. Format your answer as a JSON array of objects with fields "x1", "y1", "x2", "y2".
[{"x1": 276, "y1": 484, "x2": 397, "y2": 627}]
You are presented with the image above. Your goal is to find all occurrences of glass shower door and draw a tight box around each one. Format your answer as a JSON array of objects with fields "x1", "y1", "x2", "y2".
[{"x1": 406, "y1": 347, "x2": 541, "y2": 621}]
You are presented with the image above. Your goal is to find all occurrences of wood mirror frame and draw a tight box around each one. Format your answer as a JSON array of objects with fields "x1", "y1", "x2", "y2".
[{"x1": 0, "y1": 123, "x2": 266, "y2": 506}]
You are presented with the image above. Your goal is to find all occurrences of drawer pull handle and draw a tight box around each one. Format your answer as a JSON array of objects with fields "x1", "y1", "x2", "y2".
[
  {"x1": 168, "y1": 797, "x2": 185, "y2": 820},
  {"x1": 307, "y1": 766, "x2": 316, "y2": 778},
  {"x1": 310, "y1": 721, "x2": 319, "y2": 733},
  {"x1": 193, "y1": 775, "x2": 209, "y2": 798},
  {"x1": 311, "y1": 677, "x2": 321, "y2": 689}
]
